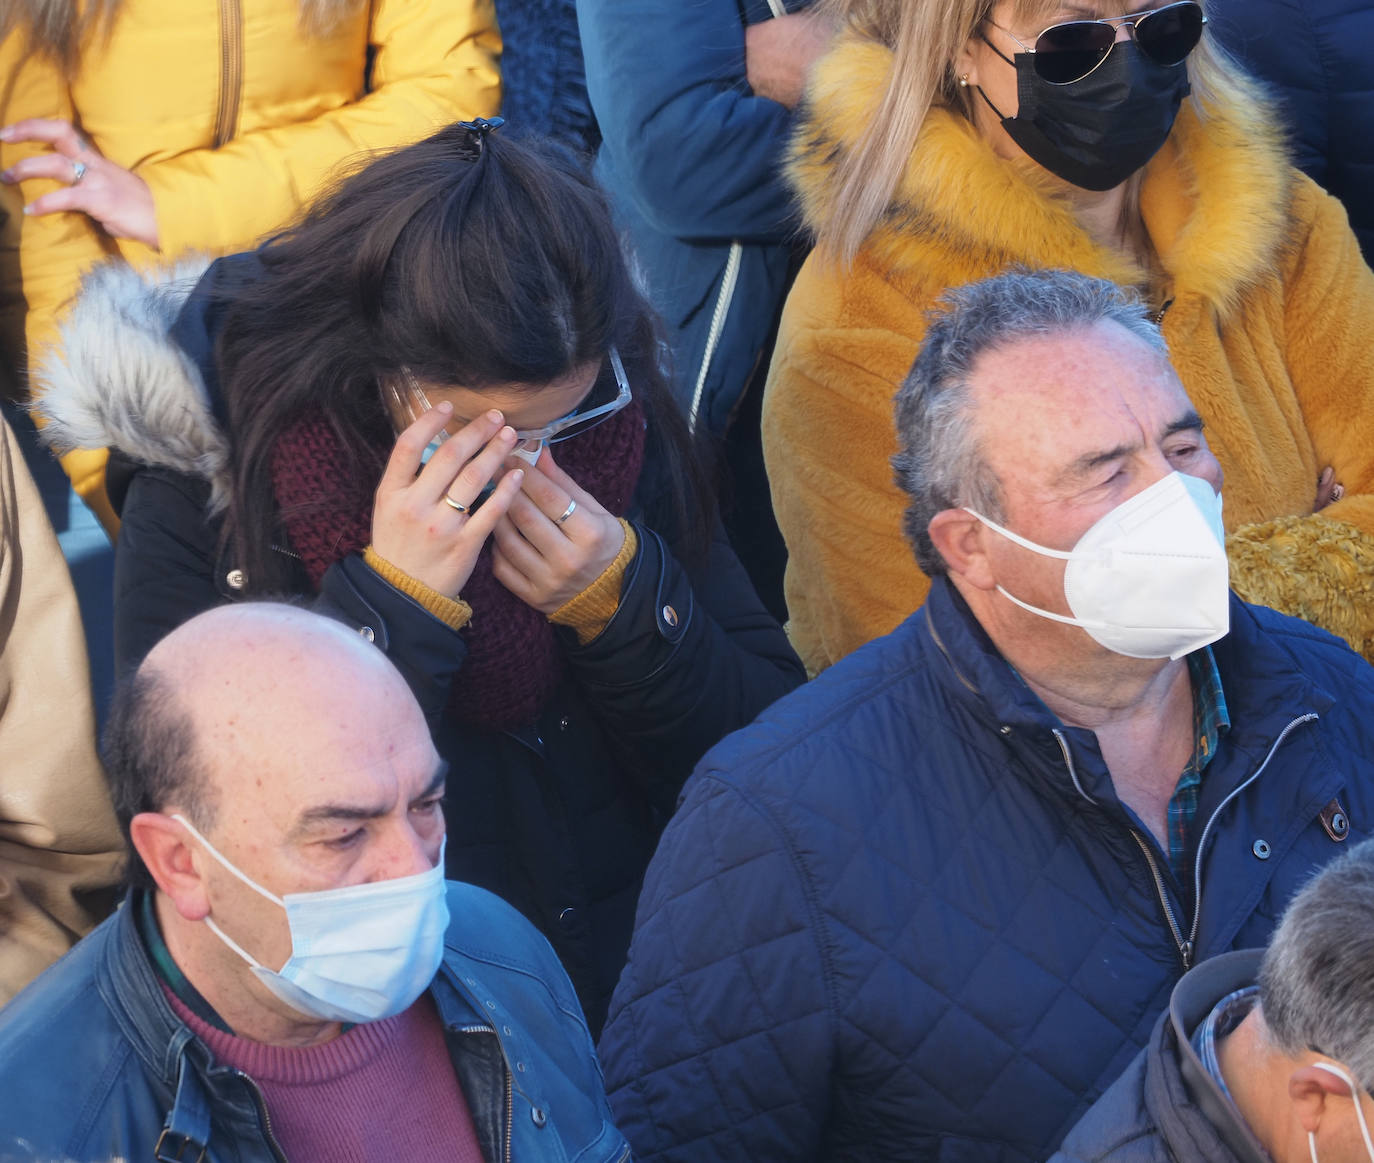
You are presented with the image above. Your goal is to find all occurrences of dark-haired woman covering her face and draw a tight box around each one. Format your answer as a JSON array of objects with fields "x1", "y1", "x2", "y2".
[{"x1": 39, "y1": 121, "x2": 805, "y2": 1033}]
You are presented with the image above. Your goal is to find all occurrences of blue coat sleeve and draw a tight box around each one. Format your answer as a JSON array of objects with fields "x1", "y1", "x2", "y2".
[
  {"x1": 577, "y1": 0, "x2": 799, "y2": 241},
  {"x1": 598, "y1": 773, "x2": 833, "y2": 1162}
]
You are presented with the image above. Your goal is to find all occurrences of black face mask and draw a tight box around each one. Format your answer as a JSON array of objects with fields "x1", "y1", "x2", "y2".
[{"x1": 975, "y1": 41, "x2": 1191, "y2": 192}]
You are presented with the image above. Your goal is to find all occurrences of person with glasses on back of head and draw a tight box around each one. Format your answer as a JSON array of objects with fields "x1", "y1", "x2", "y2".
[
  {"x1": 1053, "y1": 838, "x2": 1374, "y2": 1163},
  {"x1": 35, "y1": 120, "x2": 804, "y2": 1037},
  {"x1": 762, "y1": 0, "x2": 1374, "y2": 678}
]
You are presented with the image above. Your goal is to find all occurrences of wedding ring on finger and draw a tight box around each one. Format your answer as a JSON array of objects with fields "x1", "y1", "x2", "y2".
[
  {"x1": 443, "y1": 493, "x2": 470, "y2": 515},
  {"x1": 70, "y1": 160, "x2": 87, "y2": 185},
  {"x1": 555, "y1": 499, "x2": 577, "y2": 526}
]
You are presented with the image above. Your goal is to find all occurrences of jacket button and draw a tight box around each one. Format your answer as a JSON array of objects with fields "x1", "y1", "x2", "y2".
[
  {"x1": 226, "y1": 568, "x2": 246, "y2": 590},
  {"x1": 359, "y1": 626, "x2": 375, "y2": 643},
  {"x1": 1332, "y1": 812, "x2": 1350, "y2": 837},
  {"x1": 661, "y1": 604, "x2": 679, "y2": 628},
  {"x1": 999, "y1": 725, "x2": 1012, "y2": 737},
  {"x1": 558, "y1": 716, "x2": 570, "y2": 731},
  {"x1": 531, "y1": 1107, "x2": 546, "y2": 1128},
  {"x1": 1252, "y1": 839, "x2": 1272, "y2": 860},
  {"x1": 558, "y1": 907, "x2": 578, "y2": 928}
]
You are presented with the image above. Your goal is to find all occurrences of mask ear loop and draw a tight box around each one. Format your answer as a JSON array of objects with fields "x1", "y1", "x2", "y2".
[
  {"x1": 1310, "y1": 1062, "x2": 1374, "y2": 1163},
  {"x1": 172, "y1": 813, "x2": 287, "y2": 970}
]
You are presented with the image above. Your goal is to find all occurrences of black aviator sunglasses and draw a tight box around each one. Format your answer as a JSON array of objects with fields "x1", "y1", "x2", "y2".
[{"x1": 983, "y1": 1, "x2": 1207, "y2": 85}]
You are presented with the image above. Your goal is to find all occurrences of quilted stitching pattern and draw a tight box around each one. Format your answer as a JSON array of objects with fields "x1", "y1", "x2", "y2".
[{"x1": 600, "y1": 586, "x2": 1374, "y2": 1162}]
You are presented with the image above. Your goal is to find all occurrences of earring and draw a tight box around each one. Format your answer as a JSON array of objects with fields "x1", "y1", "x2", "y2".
[{"x1": 959, "y1": 74, "x2": 970, "y2": 87}]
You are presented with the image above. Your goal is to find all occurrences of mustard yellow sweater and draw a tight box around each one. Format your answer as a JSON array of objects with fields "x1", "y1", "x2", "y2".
[{"x1": 764, "y1": 34, "x2": 1374, "y2": 674}]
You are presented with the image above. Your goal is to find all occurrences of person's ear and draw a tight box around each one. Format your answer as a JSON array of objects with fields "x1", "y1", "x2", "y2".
[
  {"x1": 955, "y1": 48, "x2": 978, "y2": 90},
  {"x1": 1289, "y1": 1063, "x2": 1351, "y2": 1135},
  {"x1": 928, "y1": 508, "x2": 997, "y2": 589},
  {"x1": 129, "y1": 813, "x2": 211, "y2": 921}
]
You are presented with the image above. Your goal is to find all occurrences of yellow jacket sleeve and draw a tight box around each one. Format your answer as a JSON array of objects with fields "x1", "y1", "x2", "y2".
[
  {"x1": 762, "y1": 268, "x2": 932, "y2": 675},
  {"x1": 2, "y1": 45, "x2": 119, "y2": 519},
  {"x1": 140, "y1": 0, "x2": 502, "y2": 260},
  {"x1": 2, "y1": 46, "x2": 119, "y2": 376},
  {"x1": 1227, "y1": 177, "x2": 1374, "y2": 660}
]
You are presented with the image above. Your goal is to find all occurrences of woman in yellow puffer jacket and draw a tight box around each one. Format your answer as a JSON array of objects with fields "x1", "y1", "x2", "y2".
[
  {"x1": 763, "y1": 0, "x2": 1374, "y2": 674},
  {"x1": 0, "y1": 0, "x2": 501, "y2": 530}
]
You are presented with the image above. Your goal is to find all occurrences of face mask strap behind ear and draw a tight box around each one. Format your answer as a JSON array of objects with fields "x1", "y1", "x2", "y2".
[
  {"x1": 964, "y1": 508, "x2": 1104, "y2": 628},
  {"x1": 170, "y1": 813, "x2": 288, "y2": 972},
  {"x1": 1309, "y1": 1062, "x2": 1374, "y2": 1163}
]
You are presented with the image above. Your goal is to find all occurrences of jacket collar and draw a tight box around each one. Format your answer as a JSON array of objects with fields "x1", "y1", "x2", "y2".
[
  {"x1": 790, "y1": 33, "x2": 1292, "y2": 317},
  {"x1": 1167, "y1": 948, "x2": 1272, "y2": 1163},
  {"x1": 920, "y1": 578, "x2": 1337, "y2": 810}
]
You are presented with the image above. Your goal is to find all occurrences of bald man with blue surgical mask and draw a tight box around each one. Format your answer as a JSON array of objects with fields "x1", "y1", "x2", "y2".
[{"x1": 0, "y1": 603, "x2": 627, "y2": 1163}]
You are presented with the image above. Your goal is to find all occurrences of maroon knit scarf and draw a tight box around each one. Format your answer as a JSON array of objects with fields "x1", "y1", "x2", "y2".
[{"x1": 269, "y1": 404, "x2": 646, "y2": 732}]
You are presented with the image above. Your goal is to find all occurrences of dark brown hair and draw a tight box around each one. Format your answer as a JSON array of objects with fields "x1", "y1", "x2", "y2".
[{"x1": 213, "y1": 124, "x2": 712, "y2": 591}]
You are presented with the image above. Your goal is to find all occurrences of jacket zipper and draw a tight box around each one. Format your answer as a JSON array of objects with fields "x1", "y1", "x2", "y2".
[
  {"x1": 237, "y1": 1069, "x2": 290, "y2": 1162},
  {"x1": 1053, "y1": 714, "x2": 1318, "y2": 972},
  {"x1": 457, "y1": 1025, "x2": 514, "y2": 1163},
  {"x1": 1128, "y1": 829, "x2": 1191, "y2": 968},
  {"x1": 1182, "y1": 713, "x2": 1318, "y2": 955},
  {"x1": 505, "y1": 1063, "x2": 514, "y2": 1163},
  {"x1": 213, "y1": 0, "x2": 245, "y2": 148},
  {"x1": 688, "y1": 241, "x2": 743, "y2": 434},
  {"x1": 1153, "y1": 298, "x2": 1174, "y2": 326}
]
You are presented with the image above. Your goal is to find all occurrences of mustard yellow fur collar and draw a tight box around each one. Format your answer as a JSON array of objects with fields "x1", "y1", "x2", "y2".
[{"x1": 790, "y1": 34, "x2": 1293, "y2": 317}]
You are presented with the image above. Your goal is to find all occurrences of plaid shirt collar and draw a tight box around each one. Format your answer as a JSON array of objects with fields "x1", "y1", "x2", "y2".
[{"x1": 1167, "y1": 647, "x2": 1232, "y2": 878}]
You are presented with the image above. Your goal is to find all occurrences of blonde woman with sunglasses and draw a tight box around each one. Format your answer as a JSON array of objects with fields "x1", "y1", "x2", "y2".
[{"x1": 763, "y1": 0, "x2": 1374, "y2": 674}]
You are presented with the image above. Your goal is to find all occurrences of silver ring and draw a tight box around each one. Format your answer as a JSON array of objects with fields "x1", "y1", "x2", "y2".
[
  {"x1": 554, "y1": 499, "x2": 577, "y2": 526},
  {"x1": 443, "y1": 493, "x2": 469, "y2": 514},
  {"x1": 70, "y1": 160, "x2": 87, "y2": 185}
]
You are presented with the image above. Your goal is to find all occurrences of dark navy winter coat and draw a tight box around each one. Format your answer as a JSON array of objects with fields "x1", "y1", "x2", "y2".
[
  {"x1": 598, "y1": 576, "x2": 1374, "y2": 1162},
  {"x1": 578, "y1": 0, "x2": 807, "y2": 434},
  {"x1": 1210, "y1": 0, "x2": 1374, "y2": 263}
]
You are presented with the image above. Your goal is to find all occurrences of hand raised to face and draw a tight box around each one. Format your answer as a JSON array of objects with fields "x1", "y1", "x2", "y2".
[
  {"x1": 371, "y1": 403, "x2": 524, "y2": 599},
  {"x1": 489, "y1": 447, "x2": 626, "y2": 615}
]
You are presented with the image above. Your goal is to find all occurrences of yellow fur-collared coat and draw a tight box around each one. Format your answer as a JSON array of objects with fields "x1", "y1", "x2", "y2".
[{"x1": 763, "y1": 34, "x2": 1374, "y2": 674}]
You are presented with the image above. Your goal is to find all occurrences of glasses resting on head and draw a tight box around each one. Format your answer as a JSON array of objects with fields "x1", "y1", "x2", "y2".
[{"x1": 383, "y1": 347, "x2": 633, "y2": 466}]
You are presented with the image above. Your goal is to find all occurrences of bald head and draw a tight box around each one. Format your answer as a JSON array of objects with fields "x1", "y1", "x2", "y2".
[
  {"x1": 142, "y1": 604, "x2": 419, "y2": 758},
  {"x1": 105, "y1": 604, "x2": 434, "y2": 887}
]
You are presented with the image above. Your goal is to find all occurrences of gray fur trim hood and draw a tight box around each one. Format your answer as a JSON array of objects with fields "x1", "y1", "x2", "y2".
[{"x1": 34, "y1": 259, "x2": 232, "y2": 511}]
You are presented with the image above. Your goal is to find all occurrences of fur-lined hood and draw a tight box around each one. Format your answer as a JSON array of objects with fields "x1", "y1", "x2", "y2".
[
  {"x1": 35, "y1": 259, "x2": 233, "y2": 510},
  {"x1": 789, "y1": 33, "x2": 1292, "y2": 316}
]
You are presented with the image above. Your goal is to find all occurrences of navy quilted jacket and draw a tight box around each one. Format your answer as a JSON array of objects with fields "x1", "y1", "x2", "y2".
[
  {"x1": 1210, "y1": 0, "x2": 1374, "y2": 263},
  {"x1": 599, "y1": 577, "x2": 1374, "y2": 1162}
]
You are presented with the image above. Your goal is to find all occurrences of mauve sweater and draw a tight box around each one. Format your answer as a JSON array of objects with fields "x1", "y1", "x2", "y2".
[{"x1": 166, "y1": 988, "x2": 483, "y2": 1161}]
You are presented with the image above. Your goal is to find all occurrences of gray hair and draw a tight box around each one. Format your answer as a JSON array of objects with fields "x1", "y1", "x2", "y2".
[
  {"x1": 892, "y1": 269, "x2": 1170, "y2": 575},
  {"x1": 1260, "y1": 839, "x2": 1374, "y2": 1091}
]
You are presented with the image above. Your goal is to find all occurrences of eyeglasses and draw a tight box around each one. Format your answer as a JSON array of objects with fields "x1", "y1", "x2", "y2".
[
  {"x1": 984, "y1": 1, "x2": 1206, "y2": 85},
  {"x1": 385, "y1": 347, "x2": 633, "y2": 466}
]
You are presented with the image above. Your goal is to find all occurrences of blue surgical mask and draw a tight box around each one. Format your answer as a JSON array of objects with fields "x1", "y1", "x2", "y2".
[{"x1": 175, "y1": 815, "x2": 449, "y2": 1024}]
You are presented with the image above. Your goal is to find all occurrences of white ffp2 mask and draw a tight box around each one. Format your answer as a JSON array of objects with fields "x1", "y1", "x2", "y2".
[
  {"x1": 175, "y1": 815, "x2": 449, "y2": 1024},
  {"x1": 967, "y1": 471, "x2": 1230, "y2": 660}
]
